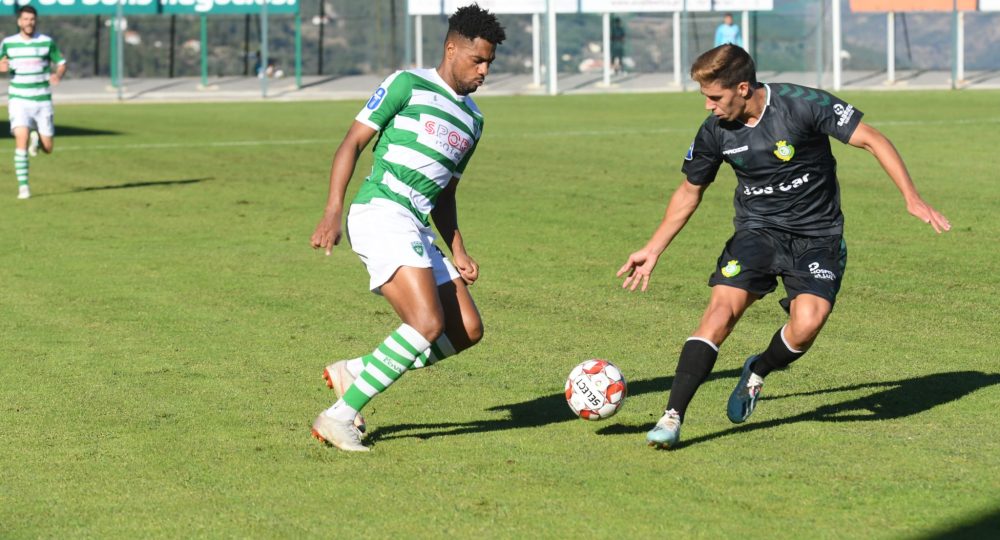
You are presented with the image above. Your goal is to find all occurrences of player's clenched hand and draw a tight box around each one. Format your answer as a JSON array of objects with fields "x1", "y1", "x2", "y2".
[
  {"x1": 906, "y1": 198, "x2": 951, "y2": 234},
  {"x1": 310, "y1": 211, "x2": 343, "y2": 256},
  {"x1": 617, "y1": 249, "x2": 659, "y2": 292},
  {"x1": 453, "y1": 252, "x2": 479, "y2": 285}
]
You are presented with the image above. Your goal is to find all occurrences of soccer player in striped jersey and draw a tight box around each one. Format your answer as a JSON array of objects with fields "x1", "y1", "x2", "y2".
[
  {"x1": 0, "y1": 5, "x2": 66, "y2": 200},
  {"x1": 309, "y1": 4, "x2": 505, "y2": 452},
  {"x1": 618, "y1": 45, "x2": 950, "y2": 449}
]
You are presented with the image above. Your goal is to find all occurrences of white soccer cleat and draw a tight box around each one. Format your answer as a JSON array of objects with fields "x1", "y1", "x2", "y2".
[
  {"x1": 17, "y1": 185, "x2": 30, "y2": 199},
  {"x1": 646, "y1": 408, "x2": 682, "y2": 449},
  {"x1": 311, "y1": 413, "x2": 369, "y2": 452},
  {"x1": 323, "y1": 360, "x2": 367, "y2": 435},
  {"x1": 28, "y1": 131, "x2": 39, "y2": 157}
]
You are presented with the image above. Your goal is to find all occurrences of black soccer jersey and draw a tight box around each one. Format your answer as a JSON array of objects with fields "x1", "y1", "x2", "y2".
[{"x1": 682, "y1": 83, "x2": 863, "y2": 236}]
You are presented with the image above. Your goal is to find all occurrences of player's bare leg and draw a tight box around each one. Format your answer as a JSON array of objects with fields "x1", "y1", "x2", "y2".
[
  {"x1": 313, "y1": 266, "x2": 441, "y2": 452},
  {"x1": 436, "y1": 277, "x2": 483, "y2": 351},
  {"x1": 36, "y1": 133, "x2": 54, "y2": 155}
]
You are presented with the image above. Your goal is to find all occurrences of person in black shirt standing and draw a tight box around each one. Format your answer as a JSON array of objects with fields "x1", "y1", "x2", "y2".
[{"x1": 617, "y1": 44, "x2": 950, "y2": 449}]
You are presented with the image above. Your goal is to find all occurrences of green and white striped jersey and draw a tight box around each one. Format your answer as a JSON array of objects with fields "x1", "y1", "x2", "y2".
[
  {"x1": 0, "y1": 33, "x2": 65, "y2": 102},
  {"x1": 354, "y1": 68, "x2": 483, "y2": 225}
]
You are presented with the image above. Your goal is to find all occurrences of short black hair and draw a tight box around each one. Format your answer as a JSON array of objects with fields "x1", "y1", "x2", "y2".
[
  {"x1": 17, "y1": 5, "x2": 38, "y2": 17},
  {"x1": 447, "y1": 4, "x2": 506, "y2": 45}
]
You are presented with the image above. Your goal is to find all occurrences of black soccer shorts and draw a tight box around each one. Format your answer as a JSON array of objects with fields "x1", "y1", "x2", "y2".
[{"x1": 707, "y1": 228, "x2": 848, "y2": 312}]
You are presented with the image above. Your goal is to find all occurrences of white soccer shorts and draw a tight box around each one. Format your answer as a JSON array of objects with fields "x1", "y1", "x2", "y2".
[
  {"x1": 8, "y1": 99, "x2": 55, "y2": 137},
  {"x1": 346, "y1": 200, "x2": 460, "y2": 293}
]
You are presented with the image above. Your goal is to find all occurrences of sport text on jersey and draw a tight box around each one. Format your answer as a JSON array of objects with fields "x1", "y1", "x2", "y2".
[{"x1": 422, "y1": 117, "x2": 473, "y2": 162}]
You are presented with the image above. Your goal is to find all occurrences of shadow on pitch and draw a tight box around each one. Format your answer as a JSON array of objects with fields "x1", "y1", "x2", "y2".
[
  {"x1": 364, "y1": 368, "x2": 742, "y2": 443},
  {"x1": 0, "y1": 121, "x2": 121, "y2": 137},
  {"x1": 37, "y1": 177, "x2": 212, "y2": 197},
  {"x1": 916, "y1": 505, "x2": 1000, "y2": 540},
  {"x1": 607, "y1": 370, "x2": 1000, "y2": 450},
  {"x1": 367, "y1": 370, "x2": 1000, "y2": 445}
]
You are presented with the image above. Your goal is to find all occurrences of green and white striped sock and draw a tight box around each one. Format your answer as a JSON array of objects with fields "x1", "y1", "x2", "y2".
[
  {"x1": 14, "y1": 149, "x2": 28, "y2": 187},
  {"x1": 329, "y1": 324, "x2": 430, "y2": 419},
  {"x1": 411, "y1": 334, "x2": 457, "y2": 369}
]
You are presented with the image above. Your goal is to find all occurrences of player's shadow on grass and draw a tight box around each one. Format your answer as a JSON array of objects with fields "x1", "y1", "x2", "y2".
[
  {"x1": 364, "y1": 368, "x2": 743, "y2": 443},
  {"x1": 0, "y1": 121, "x2": 121, "y2": 137},
  {"x1": 39, "y1": 177, "x2": 212, "y2": 197},
  {"x1": 917, "y1": 505, "x2": 1000, "y2": 540},
  {"x1": 602, "y1": 370, "x2": 1000, "y2": 449}
]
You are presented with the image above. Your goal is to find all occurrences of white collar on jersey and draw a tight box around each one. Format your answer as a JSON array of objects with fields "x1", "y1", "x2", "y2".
[
  {"x1": 411, "y1": 67, "x2": 464, "y2": 102},
  {"x1": 743, "y1": 83, "x2": 771, "y2": 129}
]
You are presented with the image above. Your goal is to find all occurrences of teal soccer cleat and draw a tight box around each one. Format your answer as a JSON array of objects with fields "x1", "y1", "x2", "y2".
[
  {"x1": 646, "y1": 409, "x2": 682, "y2": 449},
  {"x1": 727, "y1": 355, "x2": 763, "y2": 423}
]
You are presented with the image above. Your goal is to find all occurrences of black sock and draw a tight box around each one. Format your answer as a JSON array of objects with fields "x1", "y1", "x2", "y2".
[
  {"x1": 752, "y1": 326, "x2": 806, "y2": 378},
  {"x1": 666, "y1": 338, "x2": 719, "y2": 421}
]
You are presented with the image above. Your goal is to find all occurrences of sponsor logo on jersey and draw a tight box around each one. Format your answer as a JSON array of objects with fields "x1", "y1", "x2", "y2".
[
  {"x1": 422, "y1": 117, "x2": 473, "y2": 162},
  {"x1": 722, "y1": 145, "x2": 749, "y2": 156},
  {"x1": 366, "y1": 87, "x2": 387, "y2": 110},
  {"x1": 808, "y1": 261, "x2": 837, "y2": 281},
  {"x1": 721, "y1": 259, "x2": 741, "y2": 278},
  {"x1": 411, "y1": 241, "x2": 425, "y2": 256},
  {"x1": 685, "y1": 142, "x2": 694, "y2": 161},
  {"x1": 833, "y1": 103, "x2": 855, "y2": 127},
  {"x1": 773, "y1": 140, "x2": 795, "y2": 162},
  {"x1": 742, "y1": 173, "x2": 811, "y2": 197}
]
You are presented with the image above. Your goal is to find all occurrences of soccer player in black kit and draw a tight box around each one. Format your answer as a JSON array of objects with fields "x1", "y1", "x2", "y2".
[{"x1": 617, "y1": 44, "x2": 950, "y2": 449}]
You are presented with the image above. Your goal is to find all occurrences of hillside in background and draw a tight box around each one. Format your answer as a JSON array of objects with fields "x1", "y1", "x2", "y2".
[{"x1": 6, "y1": 0, "x2": 998, "y2": 80}]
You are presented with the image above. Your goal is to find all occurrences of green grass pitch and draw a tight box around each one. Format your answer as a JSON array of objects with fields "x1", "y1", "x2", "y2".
[{"x1": 0, "y1": 90, "x2": 997, "y2": 538}]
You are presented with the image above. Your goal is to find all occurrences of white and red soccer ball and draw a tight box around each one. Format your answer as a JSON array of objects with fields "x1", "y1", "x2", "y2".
[{"x1": 565, "y1": 359, "x2": 627, "y2": 420}]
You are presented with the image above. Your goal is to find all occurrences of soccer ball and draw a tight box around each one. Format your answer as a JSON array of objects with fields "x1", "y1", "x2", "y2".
[{"x1": 565, "y1": 359, "x2": 627, "y2": 420}]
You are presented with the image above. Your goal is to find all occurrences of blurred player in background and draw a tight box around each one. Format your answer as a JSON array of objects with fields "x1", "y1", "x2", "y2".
[
  {"x1": 0, "y1": 5, "x2": 66, "y2": 200},
  {"x1": 618, "y1": 44, "x2": 950, "y2": 449},
  {"x1": 309, "y1": 4, "x2": 505, "y2": 452}
]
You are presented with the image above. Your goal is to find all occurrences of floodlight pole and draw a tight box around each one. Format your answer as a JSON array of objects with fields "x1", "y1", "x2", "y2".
[
  {"x1": 887, "y1": 12, "x2": 895, "y2": 84},
  {"x1": 295, "y1": 11, "x2": 302, "y2": 88},
  {"x1": 261, "y1": 0, "x2": 269, "y2": 98},
  {"x1": 415, "y1": 15, "x2": 423, "y2": 68},
  {"x1": 680, "y1": 0, "x2": 688, "y2": 91},
  {"x1": 955, "y1": 11, "x2": 965, "y2": 83},
  {"x1": 672, "y1": 11, "x2": 680, "y2": 87},
  {"x1": 949, "y1": 0, "x2": 957, "y2": 89},
  {"x1": 741, "y1": 10, "x2": 751, "y2": 55},
  {"x1": 199, "y1": 14, "x2": 208, "y2": 87},
  {"x1": 115, "y1": 0, "x2": 124, "y2": 101},
  {"x1": 602, "y1": 12, "x2": 610, "y2": 86},
  {"x1": 832, "y1": 0, "x2": 842, "y2": 91},
  {"x1": 404, "y1": 0, "x2": 412, "y2": 67},
  {"x1": 546, "y1": 0, "x2": 557, "y2": 95},
  {"x1": 531, "y1": 13, "x2": 541, "y2": 87}
]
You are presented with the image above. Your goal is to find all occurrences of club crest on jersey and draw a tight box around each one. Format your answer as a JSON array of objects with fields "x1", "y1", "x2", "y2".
[
  {"x1": 685, "y1": 142, "x2": 694, "y2": 161},
  {"x1": 721, "y1": 259, "x2": 741, "y2": 278},
  {"x1": 366, "y1": 87, "x2": 386, "y2": 110},
  {"x1": 411, "y1": 242, "x2": 425, "y2": 256},
  {"x1": 773, "y1": 140, "x2": 795, "y2": 162}
]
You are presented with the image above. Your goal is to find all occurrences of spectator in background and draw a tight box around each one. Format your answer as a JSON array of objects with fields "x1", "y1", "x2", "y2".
[
  {"x1": 714, "y1": 13, "x2": 742, "y2": 48},
  {"x1": 611, "y1": 16, "x2": 625, "y2": 75}
]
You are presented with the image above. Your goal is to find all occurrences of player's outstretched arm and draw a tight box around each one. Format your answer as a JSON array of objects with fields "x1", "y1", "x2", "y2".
[
  {"x1": 617, "y1": 179, "x2": 706, "y2": 292},
  {"x1": 311, "y1": 121, "x2": 377, "y2": 255},
  {"x1": 848, "y1": 122, "x2": 951, "y2": 234},
  {"x1": 432, "y1": 177, "x2": 478, "y2": 284}
]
